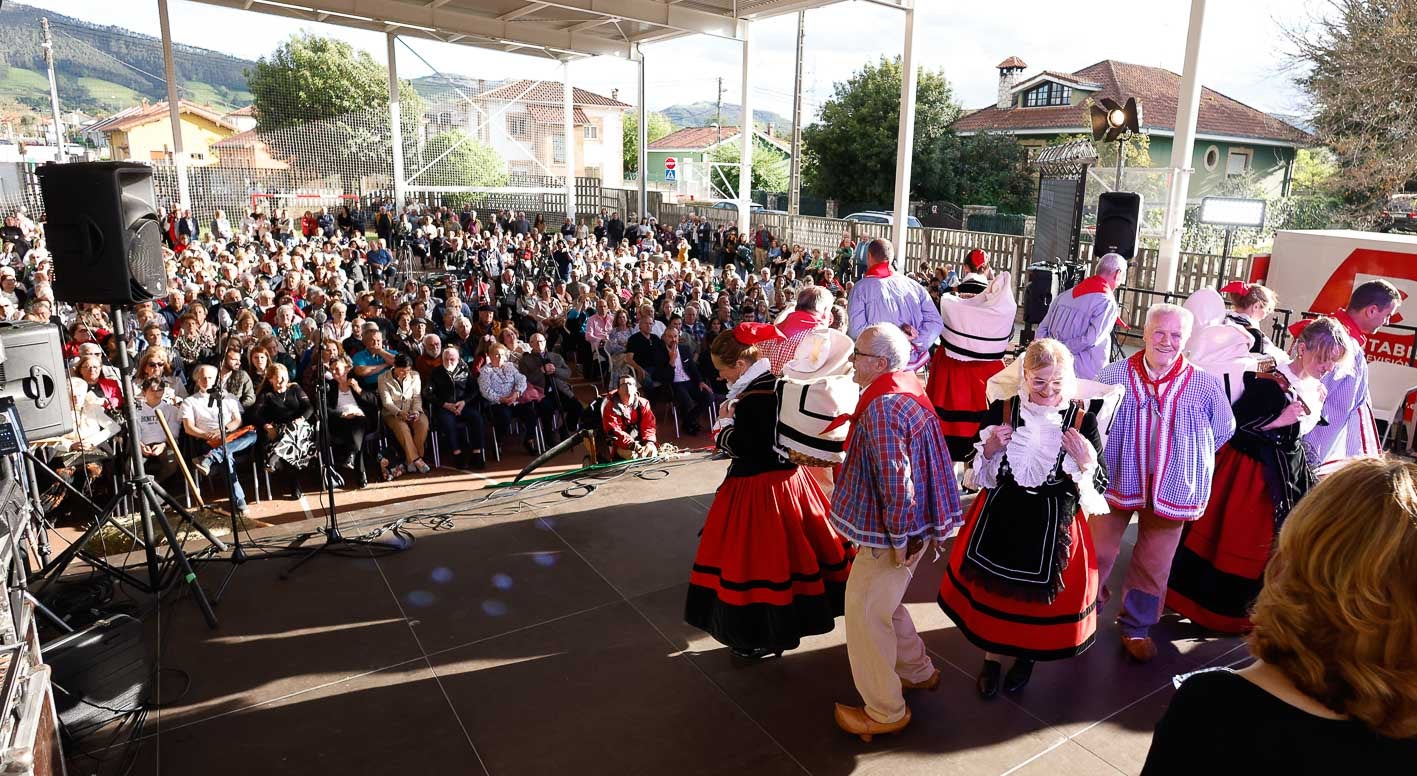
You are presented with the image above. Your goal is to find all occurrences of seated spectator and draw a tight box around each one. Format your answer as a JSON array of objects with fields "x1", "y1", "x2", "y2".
[
  {"x1": 74, "y1": 354, "x2": 122, "y2": 410},
  {"x1": 134, "y1": 377, "x2": 181, "y2": 489},
  {"x1": 321, "y1": 355, "x2": 371, "y2": 488},
  {"x1": 518, "y1": 332, "x2": 576, "y2": 442},
  {"x1": 378, "y1": 354, "x2": 431, "y2": 477},
  {"x1": 625, "y1": 309, "x2": 671, "y2": 391},
  {"x1": 216, "y1": 345, "x2": 257, "y2": 415},
  {"x1": 253, "y1": 363, "x2": 315, "y2": 499},
  {"x1": 602, "y1": 374, "x2": 657, "y2": 460},
  {"x1": 662, "y1": 327, "x2": 711, "y2": 435},
  {"x1": 477, "y1": 343, "x2": 538, "y2": 456},
  {"x1": 1142, "y1": 457, "x2": 1417, "y2": 774},
  {"x1": 414, "y1": 333, "x2": 442, "y2": 382},
  {"x1": 351, "y1": 324, "x2": 396, "y2": 390},
  {"x1": 428, "y1": 346, "x2": 487, "y2": 470},
  {"x1": 184, "y1": 365, "x2": 257, "y2": 519}
]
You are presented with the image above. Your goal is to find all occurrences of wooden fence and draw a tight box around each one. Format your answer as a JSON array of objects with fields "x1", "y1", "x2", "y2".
[{"x1": 653, "y1": 201, "x2": 1246, "y2": 322}]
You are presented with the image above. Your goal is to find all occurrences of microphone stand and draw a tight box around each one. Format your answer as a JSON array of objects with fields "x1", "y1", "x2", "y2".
[
  {"x1": 283, "y1": 323, "x2": 396, "y2": 577},
  {"x1": 207, "y1": 380, "x2": 249, "y2": 603}
]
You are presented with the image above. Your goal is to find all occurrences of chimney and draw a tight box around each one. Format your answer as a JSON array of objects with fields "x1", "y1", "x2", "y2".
[
  {"x1": 611, "y1": 88, "x2": 619, "y2": 102},
  {"x1": 767, "y1": 121, "x2": 775, "y2": 137},
  {"x1": 996, "y1": 56, "x2": 1027, "y2": 110}
]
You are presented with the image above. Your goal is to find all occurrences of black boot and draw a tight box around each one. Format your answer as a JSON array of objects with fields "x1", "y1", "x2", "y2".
[
  {"x1": 976, "y1": 659, "x2": 1002, "y2": 699},
  {"x1": 291, "y1": 481, "x2": 303, "y2": 500},
  {"x1": 1003, "y1": 659, "x2": 1034, "y2": 693}
]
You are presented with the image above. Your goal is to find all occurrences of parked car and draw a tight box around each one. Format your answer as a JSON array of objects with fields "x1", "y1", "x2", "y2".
[
  {"x1": 708, "y1": 201, "x2": 765, "y2": 212},
  {"x1": 843, "y1": 211, "x2": 923, "y2": 228},
  {"x1": 1381, "y1": 194, "x2": 1417, "y2": 233}
]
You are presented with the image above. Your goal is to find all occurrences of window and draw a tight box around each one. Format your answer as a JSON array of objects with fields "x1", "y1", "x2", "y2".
[
  {"x1": 1023, "y1": 82, "x2": 1072, "y2": 108},
  {"x1": 1226, "y1": 149, "x2": 1252, "y2": 177},
  {"x1": 584, "y1": 165, "x2": 601, "y2": 180},
  {"x1": 584, "y1": 124, "x2": 598, "y2": 140},
  {"x1": 552, "y1": 135, "x2": 566, "y2": 164},
  {"x1": 510, "y1": 161, "x2": 533, "y2": 175},
  {"x1": 507, "y1": 114, "x2": 531, "y2": 138},
  {"x1": 1203, "y1": 146, "x2": 1220, "y2": 171}
]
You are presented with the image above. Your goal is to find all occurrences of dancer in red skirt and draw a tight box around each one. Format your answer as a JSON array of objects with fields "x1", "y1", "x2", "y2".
[
  {"x1": 938, "y1": 339, "x2": 1109, "y2": 697},
  {"x1": 1167, "y1": 316, "x2": 1350, "y2": 633},
  {"x1": 926, "y1": 260, "x2": 1016, "y2": 463},
  {"x1": 684, "y1": 322, "x2": 855, "y2": 659}
]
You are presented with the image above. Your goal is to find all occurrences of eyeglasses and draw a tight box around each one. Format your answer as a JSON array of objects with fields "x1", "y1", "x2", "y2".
[{"x1": 850, "y1": 349, "x2": 884, "y2": 361}]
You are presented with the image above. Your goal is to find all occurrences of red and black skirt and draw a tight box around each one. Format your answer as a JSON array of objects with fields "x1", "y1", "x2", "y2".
[
  {"x1": 685, "y1": 467, "x2": 854, "y2": 653},
  {"x1": 937, "y1": 487, "x2": 1099, "y2": 661},
  {"x1": 1166, "y1": 444, "x2": 1275, "y2": 634},
  {"x1": 925, "y1": 352, "x2": 1005, "y2": 462}
]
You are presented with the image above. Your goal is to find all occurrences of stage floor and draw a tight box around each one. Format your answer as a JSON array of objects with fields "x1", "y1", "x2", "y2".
[{"x1": 89, "y1": 454, "x2": 1243, "y2": 776}]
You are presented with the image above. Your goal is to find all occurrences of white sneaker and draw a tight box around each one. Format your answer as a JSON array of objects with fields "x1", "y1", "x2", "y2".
[{"x1": 192, "y1": 456, "x2": 211, "y2": 477}]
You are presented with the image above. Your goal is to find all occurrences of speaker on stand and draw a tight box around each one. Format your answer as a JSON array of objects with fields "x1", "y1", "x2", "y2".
[{"x1": 1095, "y1": 192, "x2": 1143, "y2": 261}]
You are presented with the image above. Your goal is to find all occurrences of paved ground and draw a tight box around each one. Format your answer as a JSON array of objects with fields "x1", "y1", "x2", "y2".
[{"x1": 78, "y1": 453, "x2": 1244, "y2": 776}]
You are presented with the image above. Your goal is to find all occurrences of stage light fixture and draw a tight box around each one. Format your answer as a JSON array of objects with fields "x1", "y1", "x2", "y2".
[{"x1": 1090, "y1": 97, "x2": 1142, "y2": 142}]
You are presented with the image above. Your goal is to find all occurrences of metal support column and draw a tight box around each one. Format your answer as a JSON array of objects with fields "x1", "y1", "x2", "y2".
[
  {"x1": 890, "y1": 5, "x2": 918, "y2": 266},
  {"x1": 41, "y1": 18, "x2": 65, "y2": 164},
  {"x1": 387, "y1": 32, "x2": 405, "y2": 209},
  {"x1": 563, "y1": 60, "x2": 577, "y2": 221},
  {"x1": 737, "y1": 21, "x2": 753, "y2": 236},
  {"x1": 636, "y1": 45, "x2": 648, "y2": 219},
  {"x1": 156, "y1": 0, "x2": 188, "y2": 211},
  {"x1": 788, "y1": 11, "x2": 805, "y2": 217},
  {"x1": 1157, "y1": 0, "x2": 1208, "y2": 292}
]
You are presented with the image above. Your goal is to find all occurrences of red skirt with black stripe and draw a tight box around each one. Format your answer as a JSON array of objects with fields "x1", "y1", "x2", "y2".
[
  {"x1": 1166, "y1": 445, "x2": 1274, "y2": 634},
  {"x1": 685, "y1": 467, "x2": 855, "y2": 652},
  {"x1": 937, "y1": 489, "x2": 1099, "y2": 661},
  {"x1": 925, "y1": 351, "x2": 1005, "y2": 461}
]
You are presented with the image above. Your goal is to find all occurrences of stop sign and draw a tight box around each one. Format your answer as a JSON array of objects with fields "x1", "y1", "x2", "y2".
[{"x1": 665, "y1": 157, "x2": 677, "y2": 171}]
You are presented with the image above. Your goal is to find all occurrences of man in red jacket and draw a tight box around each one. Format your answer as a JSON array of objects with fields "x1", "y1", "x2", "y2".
[{"x1": 602, "y1": 374, "x2": 657, "y2": 459}]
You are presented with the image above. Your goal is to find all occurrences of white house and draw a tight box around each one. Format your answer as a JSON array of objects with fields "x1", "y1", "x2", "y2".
[{"x1": 471, "y1": 80, "x2": 629, "y2": 183}]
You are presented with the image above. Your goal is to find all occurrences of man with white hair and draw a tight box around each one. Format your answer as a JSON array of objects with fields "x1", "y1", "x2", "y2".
[
  {"x1": 830, "y1": 323, "x2": 963, "y2": 741},
  {"x1": 762, "y1": 285, "x2": 834, "y2": 375},
  {"x1": 1093, "y1": 303, "x2": 1235, "y2": 662},
  {"x1": 847, "y1": 240, "x2": 942, "y2": 371},
  {"x1": 1036, "y1": 253, "x2": 1127, "y2": 379}
]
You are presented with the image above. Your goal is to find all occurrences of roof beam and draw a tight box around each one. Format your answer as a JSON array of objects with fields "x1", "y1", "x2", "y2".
[
  {"x1": 520, "y1": 1, "x2": 743, "y2": 39},
  {"x1": 195, "y1": 0, "x2": 635, "y2": 58},
  {"x1": 499, "y1": 2, "x2": 548, "y2": 20},
  {"x1": 567, "y1": 17, "x2": 612, "y2": 32}
]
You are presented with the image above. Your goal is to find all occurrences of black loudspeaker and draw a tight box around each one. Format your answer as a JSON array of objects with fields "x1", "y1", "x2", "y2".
[
  {"x1": 1024, "y1": 264, "x2": 1061, "y2": 325},
  {"x1": 0, "y1": 321, "x2": 73, "y2": 440},
  {"x1": 1095, "y1": 191, "x2": 1143, "y2": 260},
  {"x1": 36, "y1": 161, "x2": 168, "y2": 304},
  {"x1": 45, "y1": 614, "x2": 150, "y2": 741}
]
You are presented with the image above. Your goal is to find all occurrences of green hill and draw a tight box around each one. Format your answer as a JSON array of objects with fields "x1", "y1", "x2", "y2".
[
  {"x1": 0, "y1": 2, "x2": 253, "y2": 117},
  {"x1": 660, "y1": 102, "x2": 792, "y2": 134}
]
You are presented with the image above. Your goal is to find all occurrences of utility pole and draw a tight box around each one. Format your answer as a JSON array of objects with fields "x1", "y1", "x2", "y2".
[
  {"x1": 41, "y1": 18, "x2": 66, "y2": 163},
  {"x1": 788, "y1": 10, "x2": 805, "y2": 216},
  {"x1": 715, "y1": 76, "x2": 724, "y2": 144}
]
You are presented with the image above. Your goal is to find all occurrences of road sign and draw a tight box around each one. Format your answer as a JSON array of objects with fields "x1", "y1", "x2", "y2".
[
  {"x1": 665, "y1": 168, "x2": 677, "y2": 182},
  {"x1": 665, "y1": 157, "x2": 677, "y2": 171}
]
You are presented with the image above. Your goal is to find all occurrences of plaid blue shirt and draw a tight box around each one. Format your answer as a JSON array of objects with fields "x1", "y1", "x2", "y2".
[{"x1": 830, "y1": 393, "x2": 964, "y2": 550}]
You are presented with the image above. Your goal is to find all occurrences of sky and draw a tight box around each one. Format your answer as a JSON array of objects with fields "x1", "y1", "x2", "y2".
[{"x1": 17, "y1": 0, "x2": 1321, "y2": 123}]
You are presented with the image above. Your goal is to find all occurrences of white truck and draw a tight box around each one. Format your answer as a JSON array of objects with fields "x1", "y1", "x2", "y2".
[{"x1": 1254, "y1": 229, "x2": 1417, "y2": 427}]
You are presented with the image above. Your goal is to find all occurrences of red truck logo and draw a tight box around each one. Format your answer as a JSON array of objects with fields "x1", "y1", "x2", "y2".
[{"x1": 1305, "y1": 249, "x2": 1413, "y2": 365}]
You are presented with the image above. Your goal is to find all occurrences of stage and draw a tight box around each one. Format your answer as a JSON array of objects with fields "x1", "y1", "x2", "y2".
[{"x1": 84, "y1": 454, "x2": 1243, "y2": 776}]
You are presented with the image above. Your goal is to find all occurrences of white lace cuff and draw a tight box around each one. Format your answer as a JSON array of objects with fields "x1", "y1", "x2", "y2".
[
  {"x1": 1061, "y1": 440, "x2": 1108, "y2": 516},
  {"x1": 969, "y1": 425, "x2": 1006, "y2": 490}
]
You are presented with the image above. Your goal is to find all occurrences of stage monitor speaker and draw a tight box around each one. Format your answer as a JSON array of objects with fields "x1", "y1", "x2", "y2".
[
  {"x1": 1095, "y1": 191, "x2": 1143, "y2": 260},
  {"x1": 36, "y1": 161, "x2": 168, "y2": 305},
  {"x1": 45, "y1": 614, "x2": 149, "y2": 742},
  {"x1": 0, "y1": 322, "x2": 73, "y2": 441}
]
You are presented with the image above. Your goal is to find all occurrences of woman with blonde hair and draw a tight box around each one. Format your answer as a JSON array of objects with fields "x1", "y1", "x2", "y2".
[
  {"x1": 937, "y1": 338, "x2": 1109, "y2": 697},
  {"x1": 1143, "y1": 457, "x2": 1417, "y2": 772},
  {"x1": 1167, "y1": 316, "x2": 1349, "y2": 633}
]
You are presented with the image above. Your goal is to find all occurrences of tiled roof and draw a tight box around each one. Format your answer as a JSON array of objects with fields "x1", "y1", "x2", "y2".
[
  {"x1": 477, "y1": 79, "x2": 630, "y2": 109},
  {"x1": 649, "y1": 126, "x2": 739, "y2": 150},
  {"x1": 997, "y1": 56, "x2": 1027, "y2": 70},
  {"x1": 89, "y1": 100, "x2": 237, "y2": 134},
  {"x1": 954, "y1": 60, "x2": 1311, "y2": 145},
  {"x1": 227, "y1": 105, "x2": 255, "y2": 117},
  {"x1": 524, "y1": 104, "x2": 590, "y2": 126}
]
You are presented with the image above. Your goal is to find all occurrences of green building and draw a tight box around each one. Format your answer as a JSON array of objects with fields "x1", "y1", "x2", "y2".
[
  {"x1": 953, "y1": 58, "x2": 1310, "y2": 200},
  {"x1": 644, "y1": 125, "x2": 790, "y2": 189}
]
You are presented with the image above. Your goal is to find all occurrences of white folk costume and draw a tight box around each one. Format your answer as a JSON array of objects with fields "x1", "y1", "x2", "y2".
[
  {"x1": 1168, "y1": 319, "x2": 1323, "y2": 633},
  {"x1": 1093, "y1": 354, "x2": 1236, "y2": 639},
  {"x1": 774, "y1": 329, "x2": 857, "y2": 467},
  {"x1": 938, "y1": 371, "x2": 1114, "y2": 661},
  {"x1": 926, "y1": 270, "x2": 1016, "y2": 462}
]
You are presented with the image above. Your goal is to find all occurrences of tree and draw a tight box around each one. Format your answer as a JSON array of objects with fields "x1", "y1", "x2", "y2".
[
  {"x1": 802, "y1": 56, "x2": 960, "y2": 207},
  {"x1": 623, "y1": 111, "x2": 672, "y2": 174},
  {"x1": 944, "y1": 133, "x2": 1036, "y2": 214},
  {"x1": 708, "y1": 138, "x2": 789, "y2": 193},
  {"x1": 1291, "y1": 147, "x2": 1338, "y2": 195},
  {"x1": 420, "y1": 130, "x2": 508, "y2": 207},
  {"x1": 1287, "y1": 0, "x2": 1417, "y2": 223},
  {"x1": 246, "y1": 33, "x2": 423, "y2": 190}
]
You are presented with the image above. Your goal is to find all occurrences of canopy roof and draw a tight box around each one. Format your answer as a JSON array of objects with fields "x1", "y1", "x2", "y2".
[{"x1": 186, "y1": 0, "x2": 905, "y2": 59}]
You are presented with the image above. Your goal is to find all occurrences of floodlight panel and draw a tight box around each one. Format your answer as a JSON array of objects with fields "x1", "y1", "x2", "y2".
[{"x1": 1198, "y1": 196, "x2": 1267, "y2": 228}]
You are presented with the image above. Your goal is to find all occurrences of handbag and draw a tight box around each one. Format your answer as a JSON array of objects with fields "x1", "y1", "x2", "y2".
[
  {"x1": 207, "y1": 425, "x2": 255, "y2": 448},
  {"x1": 519, "y1": 383, "x2": 545, "y2": 404}
]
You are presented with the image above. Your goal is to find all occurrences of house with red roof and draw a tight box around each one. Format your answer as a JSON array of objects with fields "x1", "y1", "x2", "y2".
[
  {"x1": 471, "y1": 80, "x2": 630, "y2": 183},
  {"x1": 953, "y1": 58, "x2": 1312, "y2": 199},
  {"x1": 644, "y1": 125, "x2": 790, "y2": 198},
  {"x1": 88, "y1": 100, "x2": 239, "y2": 166}
]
